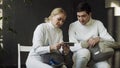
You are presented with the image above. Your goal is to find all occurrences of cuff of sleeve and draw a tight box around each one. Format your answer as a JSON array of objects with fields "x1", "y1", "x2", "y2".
[
  {"x1": 70, "y1": 43, "x2": 82, "y2": 52},
  {"x1": 81, "y1": 41, "x2": 89, "y2": 48},
  {"x1": 47, "y1": 46, "x2": 51, "y2": 53}
]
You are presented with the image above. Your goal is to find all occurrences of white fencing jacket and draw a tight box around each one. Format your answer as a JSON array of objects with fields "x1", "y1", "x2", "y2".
[
  {"x1": 26, "y1": 22, "x2": 64, "y2": 68},
  {"x1": 69, "y1": 18, "x2": 114, "y2": 52},
  {"x1": 29, "y1": 22, "x2": 63, "y2": 56}
]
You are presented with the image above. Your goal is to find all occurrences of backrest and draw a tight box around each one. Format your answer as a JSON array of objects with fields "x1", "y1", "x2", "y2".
[{"x1": 18, "y1": 43, "x2": 32, "y2": 68}]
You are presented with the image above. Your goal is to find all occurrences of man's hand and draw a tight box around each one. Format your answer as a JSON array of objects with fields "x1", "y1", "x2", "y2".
[{"x1": 87, "y1": 37, "x2": 100, "y2": 47}]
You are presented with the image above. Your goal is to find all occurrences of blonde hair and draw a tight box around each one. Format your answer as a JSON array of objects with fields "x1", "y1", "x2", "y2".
[{"x1": 45, "y1": 8, "x2": 66, "y2": 23}]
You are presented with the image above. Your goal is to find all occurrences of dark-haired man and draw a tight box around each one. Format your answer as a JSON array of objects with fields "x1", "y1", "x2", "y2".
[{"x1": 69, "y1": 2, "x2": 114, "y2": 68}]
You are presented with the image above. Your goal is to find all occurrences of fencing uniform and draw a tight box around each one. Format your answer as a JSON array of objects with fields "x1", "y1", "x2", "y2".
[
  {"x1": 26, "y1": 22, "x2": 64, "y2": 68},
  {"x1": 69, "y1": 18, "x2": 114, "y2": 68}
]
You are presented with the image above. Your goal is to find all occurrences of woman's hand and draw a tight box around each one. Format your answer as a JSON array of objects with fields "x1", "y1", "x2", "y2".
[
  {"x1": 62, "y1": 44, "x2": 70, "y2": 55},
  {"x1": 50, "y1": 43, "x2": 63, "y2": 52}
]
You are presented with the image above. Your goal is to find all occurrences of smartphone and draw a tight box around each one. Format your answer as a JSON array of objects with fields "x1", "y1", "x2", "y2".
[{"x1": 63, "y1": 42, "x2": 74, "y2": 46}]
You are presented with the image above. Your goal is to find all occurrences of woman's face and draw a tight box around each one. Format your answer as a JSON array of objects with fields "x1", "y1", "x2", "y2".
[
  {"x1": 77, "y1": 11, "x2": 91, "y2": 25},
  {"x1": 51, "y1": 13, "x2": 66, "y2": 28}
]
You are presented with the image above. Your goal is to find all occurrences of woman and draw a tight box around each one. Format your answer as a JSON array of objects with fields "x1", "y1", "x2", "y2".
[{"x1": 26, "y1": 8, "x2": 69, "y2": 68}]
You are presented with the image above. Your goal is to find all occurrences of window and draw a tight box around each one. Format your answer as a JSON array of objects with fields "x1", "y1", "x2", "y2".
[{"x1": 105, "y1": 0, "x2": 120, "y2": 16}]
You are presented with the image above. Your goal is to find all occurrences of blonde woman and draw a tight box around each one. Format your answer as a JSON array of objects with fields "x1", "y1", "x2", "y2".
[{"x1": 26, "y1": 8, "x2": 71, "y2": 68}]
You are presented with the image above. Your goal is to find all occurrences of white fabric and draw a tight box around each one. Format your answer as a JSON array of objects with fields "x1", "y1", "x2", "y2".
[
  {"x1": 72, "y1": 48, "x2": 90, "y2": 62},
  {"x1": 26, "y1": 22, "x2": 63, "y2": 68},
  {"x1": 72, "y1": 48, "x2": 90, "y2": 68},
  {"x1": 69, "y1": 18, "x2": 114, "y2": 52},
  {"x1": 94, "y1": 61, "x2": 111, "y2": 68},
  {"x1": 26, "y1": 56, "x2": 53, "y2": 68},
  {"x1": 31, "y1": 22, "x2": 63, "y2": 55}
]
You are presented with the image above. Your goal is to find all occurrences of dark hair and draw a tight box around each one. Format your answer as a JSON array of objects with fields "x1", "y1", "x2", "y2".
[{"x1": 76, "y1": 2, "x2": 91, "y2": 14}]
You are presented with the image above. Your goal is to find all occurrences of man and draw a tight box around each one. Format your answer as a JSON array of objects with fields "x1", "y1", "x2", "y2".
[{"x1": 69, "y1": 2, "x2": 114, "y2": 68}]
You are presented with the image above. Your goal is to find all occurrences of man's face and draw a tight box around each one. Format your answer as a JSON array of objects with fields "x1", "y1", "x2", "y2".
[{"x1": 77, "y1": 11, "x2": 91, "y2": 25}]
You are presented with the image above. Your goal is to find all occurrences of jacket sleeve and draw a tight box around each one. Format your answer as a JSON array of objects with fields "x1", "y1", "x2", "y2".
[
  {"x1": 69, "y1": 24, "x2": 83, "y2": 52},
  {"x1": 32, "y1": 24, "x2": 50, "y2": 55},
  {"x1": 97, "y1": 21, "x2": 115, "y2": 42}
]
